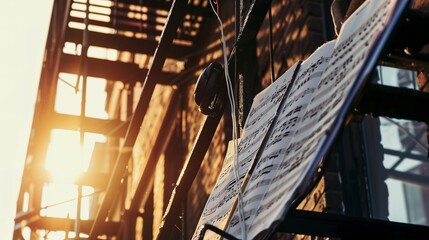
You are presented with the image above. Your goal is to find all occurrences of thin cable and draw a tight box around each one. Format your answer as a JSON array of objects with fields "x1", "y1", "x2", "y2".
[
  {"x1": 59, "y1": 76, "x2": 78, "y2": 90},
  {"x1": 41, "y1": 190, "x2": 103, "y2": 210},
  {"x1": 268, "y1": 2, "x2": 275, "y2": 83},
  {"x1": 19, "y1": 190, "x2": 103, "y2": 221},
  {"x1": 209, "y1": 1, "x2": 246, "y2": 239}
]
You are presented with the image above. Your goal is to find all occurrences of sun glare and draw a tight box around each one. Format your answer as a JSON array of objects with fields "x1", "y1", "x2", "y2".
[
  {"x1": 15, "y1": 7, "x2": 125, "y2": 238},
  {"x1": 45, "y1": 129, "x2": 106, "y2": 182},
  {"x1": 47, "y1": 77, "x2": 107, "y2": 161},
  {"x1": 40, "y1": 183, "x2": 94, "y2": 219},
  {"x1": 39, "y1": 59, "x2": 110, "y2": 238},
  {"x1": 48, "y1": 70, "x2": 109, "y2": 184}
]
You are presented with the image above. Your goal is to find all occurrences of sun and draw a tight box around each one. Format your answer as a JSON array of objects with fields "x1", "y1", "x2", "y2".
[
  {"x1": 15, "y1": 25, "x2": 121, "y2": 239},
  {"x1": 34, "y1": 71, "x2": 110, "y2": 239},
  {"x1": 45, "y1": 70, "x2": 109, "y2": 182},
  {"x1": 45, "y1": 129, "x2": 107, "y2": 183}
]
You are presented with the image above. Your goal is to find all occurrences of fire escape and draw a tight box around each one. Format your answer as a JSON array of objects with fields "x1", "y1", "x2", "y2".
[{"x1": 13, "y1": 0, "x2": 213, "y2": 238}]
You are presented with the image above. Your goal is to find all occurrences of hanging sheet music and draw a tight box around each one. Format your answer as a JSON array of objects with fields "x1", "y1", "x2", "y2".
[
  {"x1": 193, "y1": 0, "x2": 409, "y2": 239},
  {"x1": 192, "y1": 62, "x2": 300, "y2": 240},
  {"x1": 227, "y1": 39, "x2": 335, "y2": 238}
]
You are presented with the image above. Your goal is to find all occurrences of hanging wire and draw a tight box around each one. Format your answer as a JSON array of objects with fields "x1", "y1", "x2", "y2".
[
  {"x1": 268, "y1": 2, "x2": 275, "y2": 83},
  {"x1": 209, "y1": 1, "x2": 246, "y2": 239},
  {"x1": 17, "y1": 189, "x2": 103, "y2": 234},
  {"x1": 59, "y1": 76, "x2": 78, "y2": 90},
  {"x1": 41, "y1": 190, "x2": 103, "y2": 211}
]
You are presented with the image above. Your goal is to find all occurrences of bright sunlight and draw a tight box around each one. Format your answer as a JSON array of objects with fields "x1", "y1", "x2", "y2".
[{"x1": 29, "y1": 44, "x2": 117, "y2": 239}]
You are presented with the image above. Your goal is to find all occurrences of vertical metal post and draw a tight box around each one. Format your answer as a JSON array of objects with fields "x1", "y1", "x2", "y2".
[
  {"x1": 76, "y1": 0, "x2": 89, "y2": 238},
  {"x1": 235, "y1": 0, "x2": 264, "y2": 129}
]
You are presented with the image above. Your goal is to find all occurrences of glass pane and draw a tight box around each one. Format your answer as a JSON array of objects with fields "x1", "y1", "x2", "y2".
[
  {"x1": 381, "y1": 117, "x2": 429, "y2": 224},
  {"x1": 55, "y1": 73, "x2": 81, "y2": 116},
  {"x1": 376, "y1": 66, "x2": 418, "y2": 89},
  {"x1": 365, "y1": 67, "x2": 429, "y2": 226},
  {"x1": 85, "y1": 76, "x2": 108, "y2": 119},
  {"x1": 55, "y1": 73, "x2": 108, "y2": 119}
]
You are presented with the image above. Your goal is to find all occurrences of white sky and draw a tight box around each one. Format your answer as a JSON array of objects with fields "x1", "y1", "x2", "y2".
[{"x1": 0, "y1": 1, "x2": 53, "y2": 238}]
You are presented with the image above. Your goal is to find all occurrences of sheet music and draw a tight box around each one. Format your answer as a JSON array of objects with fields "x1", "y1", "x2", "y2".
[
  {"x1": 192, "y1": 62, "x2": 300, "y2": 240},
  {"x1": 192, "y1": 140, "x2": 240, "y2": 240},
  {"x1": 237, "y1": 61, "x2": 299, "y2": 166},
  {"x1": 193, "y1": 0, "x2": 405, "y2": 238},
  {"x1": 240, "y1": 1, "x2": 401, "y2": 238},
  {"x1": 226, "y1": 40, "x2": 335, "y2": 237}
]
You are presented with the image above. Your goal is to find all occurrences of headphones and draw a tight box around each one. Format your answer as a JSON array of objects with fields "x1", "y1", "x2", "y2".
[{"x1": 194, "y1": 62, "x2": 227, "y2": 117}]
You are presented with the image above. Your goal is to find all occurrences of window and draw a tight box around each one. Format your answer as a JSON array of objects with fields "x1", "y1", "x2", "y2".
[{"x1": 363, "y1": 66, "x2": 429, "y2": 225}]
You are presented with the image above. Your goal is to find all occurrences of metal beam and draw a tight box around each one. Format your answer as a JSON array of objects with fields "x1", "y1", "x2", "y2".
[
  {"x1": 65, "y1": 27, "x2": 192, "y2": 57},
  {"x1": 115, "y1": 90, "x2": 180, "y2": 239},
  {"x1": 48, "y1": 112, "x2": 128, "y2": 137},
  {"x1": 68, "y1": 16, "x2": 163, "y2": 37},
  {"x1": 128, "y1": 91, "x2": 180, "y2": 212},
  {"x1": 89, "y1": 0, "x2": 189, "y2": 237},
  {"x1": 67, "y1": 17, "x2": 199, "y2": 47},
  {"x1": 156, "y1": 114, "x2": 223, "y2": 240},
  {"x1": 20, "y1": 168, "x2": 111, "y2": 189},
  {"x1": 278, "y1": 209, "x2": 429, "y2": 239},
  {"x1": 384, "y1": 148, "x2": 429, "y2": 162},
  {"x1": 388, "y1": 170, "x2": 429, "y2": 189},
  {"x1": 357, "y1": 83, "x2": 429, "y2": 123},
  {"x1": 114, "y1": 0, "x2": 207, "y2": 15},
  {"x1": 17, "y1": 216, "x2": 120, "y2": 236},
  {"x1": 59, "y1": 54, "x2": 179, "y2": 84}
]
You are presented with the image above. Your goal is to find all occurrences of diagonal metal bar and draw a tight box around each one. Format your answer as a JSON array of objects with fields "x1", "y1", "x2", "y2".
[
  {"x1": 88, "y1": 0, "x2": 189, "y2": 237},
  {"x1": 129, "y1": 91, "x2": 180, "y2": 212},
  {"x1": 156, "y1": 114, "x2": 223, "y2": 240},
  {"x1": 388, "y1": 170, "x2": 429, "y2": 189}
]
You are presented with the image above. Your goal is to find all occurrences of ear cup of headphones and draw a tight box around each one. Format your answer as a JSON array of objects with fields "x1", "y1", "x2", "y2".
[{"x1": 194, "y1": 62, "x2": 226, "y2": 117}]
